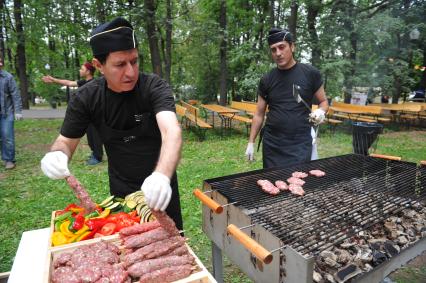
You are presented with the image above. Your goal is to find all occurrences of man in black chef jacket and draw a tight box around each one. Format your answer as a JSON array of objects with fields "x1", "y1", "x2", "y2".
[
  {"x1": 245, "y1": 28, "x2": 329, "y2": 168},
  {"x1": 40, "y1": 17, "x2": 183, "y2": 230}
]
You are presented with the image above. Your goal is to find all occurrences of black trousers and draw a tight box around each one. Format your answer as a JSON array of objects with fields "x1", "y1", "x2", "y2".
[{"x1": 87, "y1": 124, "x2": 103, "y2": 161}]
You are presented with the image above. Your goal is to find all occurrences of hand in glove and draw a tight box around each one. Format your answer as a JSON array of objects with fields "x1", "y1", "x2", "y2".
[
  {"x1": 40, "y1": 151, "x2": 71, "y2": 179},
  {"x1": 141, "y1": 172, "x2": 172, "y2": 211},
  {"x1": 309, "y1": 109, "x2": 326, "y2": 125},
  {"x1": 15, "y1": 113, "x2": 23, "y2": 121},
  {"x1": 245, "y1": 142, "x2": 255, "y2": 161}
]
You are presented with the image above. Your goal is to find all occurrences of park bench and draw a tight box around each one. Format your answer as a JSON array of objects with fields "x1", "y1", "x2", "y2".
[
  {"x1": 180, "y1": 100, "x2": 212, "y2": 140},
  {"x1": 223, "y1": 101, "x2": 257, "y2": 135},
  {"x1": 330, "y1": 102, "x2": 385, "y2": 123}
]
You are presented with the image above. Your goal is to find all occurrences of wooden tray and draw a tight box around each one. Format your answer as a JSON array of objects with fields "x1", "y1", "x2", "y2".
[
  {"x1": 49, "y1": 210, "x2": 131, "y2": 250},
  {"x1": 44, "y1": 235, "x2": 216, "y2": 283}
]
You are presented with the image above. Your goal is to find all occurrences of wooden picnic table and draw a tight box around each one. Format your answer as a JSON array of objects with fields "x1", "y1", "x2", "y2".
[{"x1": 200, "y1": 104, "x2": 239, "y2": 132}]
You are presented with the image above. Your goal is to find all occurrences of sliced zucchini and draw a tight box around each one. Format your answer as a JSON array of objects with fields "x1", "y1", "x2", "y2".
[
  {"x1": 98, "y1": 195, "x2": 114, "y2": 207},
  {"x1": 105, "y1": 202, "x2": 121, "y2": 211},
  {"x1": 126, "y1": 200, "x2": 137, "y2": 209}
]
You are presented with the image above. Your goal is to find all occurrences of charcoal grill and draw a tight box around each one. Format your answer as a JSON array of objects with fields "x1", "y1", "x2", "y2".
[{"x1": 195, "y1": 154, "x2": 426, "y2": 283}]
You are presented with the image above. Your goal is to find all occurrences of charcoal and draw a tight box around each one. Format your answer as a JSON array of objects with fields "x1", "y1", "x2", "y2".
[
  {"x1": 384, "y1": 241, "x2": 399, "y2": 257},
  {"x1": 372, "y1": 250, "x2": 387, "y2": 266},
  {"x1": 334, "y1": 264, "x2": 362, "y2": 283}
]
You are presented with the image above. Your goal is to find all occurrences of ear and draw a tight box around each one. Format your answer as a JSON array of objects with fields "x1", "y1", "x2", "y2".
[
  {"x1": 291, "y1": 43, "x2": 296, "y2": 53},
  {"x1": 92, "y1": 58, "x2": 103, "y2": 74}
]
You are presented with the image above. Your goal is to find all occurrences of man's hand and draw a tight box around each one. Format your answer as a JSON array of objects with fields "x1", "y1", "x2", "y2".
[
  {"x1": 14, "y1": 113, "x2": 23, "y2": 121},
  {"x1": 309, "y1": 109, "x2": 326, "y2": 125},
  {"x1": 42, "y1": 75, "x2": 55, "y2": 83},
  {"x1": 141, "y1": 172, "x2": 172, "y2": 211},
  {"x1": 245, "y1": 142, "x2": 255, "y2": 161},
  {"x1": 41, "y1": 151, "x2": 71, "y2": 179}
]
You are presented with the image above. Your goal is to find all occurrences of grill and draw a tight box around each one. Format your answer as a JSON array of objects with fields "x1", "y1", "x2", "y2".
[{"x1": 196, "y1": 154, "x2": 426, "y2": 283}]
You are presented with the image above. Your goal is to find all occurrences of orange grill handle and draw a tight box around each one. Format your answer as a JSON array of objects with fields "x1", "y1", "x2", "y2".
[
  {"x1": 227, "y1": 224, "x2": 273, "y2": 264},
  {"x1": 421, "y1": 161, "x2": 426, "y2": 166},
  {"x1": 193, "y1": 189, "x2": 223, "y2": 214},
  {"x1": 370, "y1": 153, "x2": 401, "y2": 161}
]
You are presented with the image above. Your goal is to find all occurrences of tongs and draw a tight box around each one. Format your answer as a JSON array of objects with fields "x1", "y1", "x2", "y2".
[{"x1": 292, "y1": 84, "x2": 319, "y2": 140}]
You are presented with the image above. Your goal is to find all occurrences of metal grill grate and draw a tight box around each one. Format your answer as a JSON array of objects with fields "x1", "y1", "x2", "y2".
[{"x1": 204, "y1": 154, "x2": 425, "y2": 256}]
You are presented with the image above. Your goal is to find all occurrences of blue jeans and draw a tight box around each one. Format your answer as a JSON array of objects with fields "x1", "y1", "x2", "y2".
[{"x1": 0, "y1": 114, "x2": 15, "y2": 162}]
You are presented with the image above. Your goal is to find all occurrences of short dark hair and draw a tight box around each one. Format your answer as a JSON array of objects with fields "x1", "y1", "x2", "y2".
[{"x1": 94, "y1": 54, "x2": 109, "y2": 65}]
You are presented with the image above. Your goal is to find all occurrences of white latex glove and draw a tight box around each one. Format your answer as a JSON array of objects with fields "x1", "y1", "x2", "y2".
[
  {"x1": 309, "y1": 109, "x2": 326, "y2": 125},
  {"x1": 15, "y1": 113, "x2": 23, "y2": 121},
  {"x1": 311, "y1": 128, "x2": 318, "y2": 160},
  {"x1": 141, "y1": 172, "x2": 172, "y2": 211},
  {"x1": 40, "y1": 151, "x2": 71, "y2": 179},
  {"x1": 245, "y1": 142, "x2": 254, "y2": 161}
]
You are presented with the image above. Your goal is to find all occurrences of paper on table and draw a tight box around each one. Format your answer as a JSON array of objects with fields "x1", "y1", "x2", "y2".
[{"x1": 8, "y1": 228, "x2": 50, "y2": 283}]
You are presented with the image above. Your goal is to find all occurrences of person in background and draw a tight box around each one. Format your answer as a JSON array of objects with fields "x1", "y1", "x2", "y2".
[
  {"x1": 40, "y1": 17, "x2": 183, "y2": 230},
  {"x1": 245, "y1": 27, "x2": 329, "y2": 168},
  {"x1": 42, "y1": 62, "x2": 104, "y2": 165},
  {"x1": 0, "y1": 57, "x2": 23, "y2": 169}
]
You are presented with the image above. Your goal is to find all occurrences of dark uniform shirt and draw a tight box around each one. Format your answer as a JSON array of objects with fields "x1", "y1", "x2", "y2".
[
  {"x1": 61, "y1": 73, "x2": 174, "y2": 138},
  {"x1": 258, "y1": 62, "x2": 323, "y2": 134}
]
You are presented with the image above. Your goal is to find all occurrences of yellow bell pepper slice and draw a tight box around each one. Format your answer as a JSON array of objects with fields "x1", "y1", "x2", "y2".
[
  {"x1": 60, "y1": 220, "x2": 75, "y2": 237},
  {"x1": 76, "y1": 231, "x2": 92, "y2": 242},
  {"x1": 75, "y1": 225, "x2": 89, "y2": 235},
  {"x1": 93, "y1": 208, "x2": 110, "y2": 219},
  {"x1": 51, "y1": 231, "x2": 68, "y2": 246}
]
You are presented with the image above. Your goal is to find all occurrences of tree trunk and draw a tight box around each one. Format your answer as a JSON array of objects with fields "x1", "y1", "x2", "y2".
[
  {"x1": 14, "y1": 0, "x2": 29, "y2": 109},
  {"x1": 163, "y1": 0, "x2": 172, "y2": 84},
  {"x1": 145, "y1": 0, "x2": 163, "y2": 77},
  {"x1": 0, "y1": 0, "x2": 5, "y2": 60},
  {"x1": 288, "y1": 1, "x2": 298, "y2": 40},
  {"x1": 306, "y1": 1, "x2": 322, "y2": 67},
  {"x1": 218, "y1": 0, "x2": 227, "y2": 106},
  {"x1": 420, "y1": 44, "x2": 426, "y2": 89},
  {"x1": 268, "y1": 0, "x2": 274, "y2": 27}
]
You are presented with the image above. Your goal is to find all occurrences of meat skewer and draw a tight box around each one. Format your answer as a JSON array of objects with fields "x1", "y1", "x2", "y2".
[
  {"x1": 287, "y1": 176, "x2": 305, "y2": 186},
  {"x1": 127, "y1": 255, "x2": 194, "y2": 278},
  {"x1": 289, "y1": 184, "x2": 305, "y2": 196},
  {"x1": 138, "y1": 264, "x2": 193, "y2": 283},
  {"x1": 122, "y1": 227, "x2": 171, "y2": 249},
  {"x1": 309, "y1": 169, "x2": 326, "y2": 177},
  {"x1": 119, "y1": 221, "x2": 161, "y2": 237},
  {"x1": 257, "y1": 179, "x2": 280, "y2": 195},
  {"x1": 65, "y1": 175, "x2": 97, "y2": 213},
  {"x1": 275, "y1": 180, "x2": 288, "y2": 191},
  {"x1": 151, "y1": 211, "x2": 180, "y2": 236},
  {"x1": 292, "y1": 171, "x2": 308, "y2": 178}
]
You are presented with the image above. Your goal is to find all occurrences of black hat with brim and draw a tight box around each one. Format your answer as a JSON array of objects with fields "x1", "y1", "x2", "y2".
[
  {"x1": 89, "y1": 17, "x2": 137, "y2": 56},
  {"x1": 267, "y1": 27, "x2": 293, "y2": 46}
]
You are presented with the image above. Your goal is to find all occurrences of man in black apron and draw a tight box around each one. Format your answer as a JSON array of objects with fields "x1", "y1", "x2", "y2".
[
  {"x1": 40, "y1": 17, "x2": 183, "y2": 230},
  {"x1": 245, "y1": 28, "x2": 329, "y2": 169}
]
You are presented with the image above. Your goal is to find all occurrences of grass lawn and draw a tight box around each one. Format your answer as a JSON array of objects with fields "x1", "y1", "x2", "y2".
[{"x1": 0, "y1": 119, "x2": 425, "y2": 282}]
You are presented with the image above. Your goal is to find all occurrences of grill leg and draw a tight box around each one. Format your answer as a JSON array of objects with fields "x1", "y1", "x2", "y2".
[{"x1": 212, "y1": 241, "x2": 224, "y2": 283}]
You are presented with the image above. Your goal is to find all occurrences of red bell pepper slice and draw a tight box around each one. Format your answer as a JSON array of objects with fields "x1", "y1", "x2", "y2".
[{"x1": 72, "y1": 212, "x2": 85, "y2": 231}]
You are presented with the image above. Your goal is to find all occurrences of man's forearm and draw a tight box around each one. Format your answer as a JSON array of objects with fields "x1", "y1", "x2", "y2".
[
  {"x1": 155, "y1": 126, "x2": 182, "y2": 179},
  {"x1": 50, "y1": 135, "x2": 80, "y2": 159},
  {"x1": 248, "y1": 115, "x2": 264, "y2": 143}
]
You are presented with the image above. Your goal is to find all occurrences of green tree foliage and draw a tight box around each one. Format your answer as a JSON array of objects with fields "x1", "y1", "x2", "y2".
[{"x1": 0, "y1": 0, "x2": 424, "y2": 106}]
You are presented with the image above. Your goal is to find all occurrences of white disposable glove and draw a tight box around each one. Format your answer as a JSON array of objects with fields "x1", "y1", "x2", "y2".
[
  {"x1": 309, "y1": 109, "x2": 326, "y2": 125},
  {"x1": 40, "y1": 151, "x2": 71, "y2": 179},
  {"x1": 15, "y1": 113, "x2": 23, "y2": 121},
  {"x1": 245, "y1": 142, "x2": 255, "y2": 161},
  {"x1": 311, "y1": 128, "x2": 318, "y2": 160},
  {"x1": 141, "y1": 172, "x2": 172, "y2": 211}
]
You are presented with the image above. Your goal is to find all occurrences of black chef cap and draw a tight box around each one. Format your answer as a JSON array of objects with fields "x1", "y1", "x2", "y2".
[
  {"x1": 267, "y1": 27, "x2": 293, "y2": 46},
  {"x1": 89, "y1": 17, "x2": 137, "y2": 56}
]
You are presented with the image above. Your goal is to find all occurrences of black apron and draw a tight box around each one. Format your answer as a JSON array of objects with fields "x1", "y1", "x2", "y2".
[
  {"x1": 97, "y1": 79, "x2": 183, "y2": 231},
  {"x1": 262, "y1": 125, "x2": 312, "y2": 169}
]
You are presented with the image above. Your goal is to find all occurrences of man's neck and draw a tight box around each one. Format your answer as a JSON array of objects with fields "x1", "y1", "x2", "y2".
[{"x1": 85, "y1": 75, "x2": 93, "y2": 81}]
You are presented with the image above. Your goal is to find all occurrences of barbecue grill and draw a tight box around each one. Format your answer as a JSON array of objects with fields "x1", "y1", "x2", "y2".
[{"x1": 195, "y1": 154, "x2": 426, "y2": 283}]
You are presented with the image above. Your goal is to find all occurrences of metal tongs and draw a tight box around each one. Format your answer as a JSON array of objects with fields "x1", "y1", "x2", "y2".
[{"x1": 292, "y1": 84, "x2": 319, "y2": 140}]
